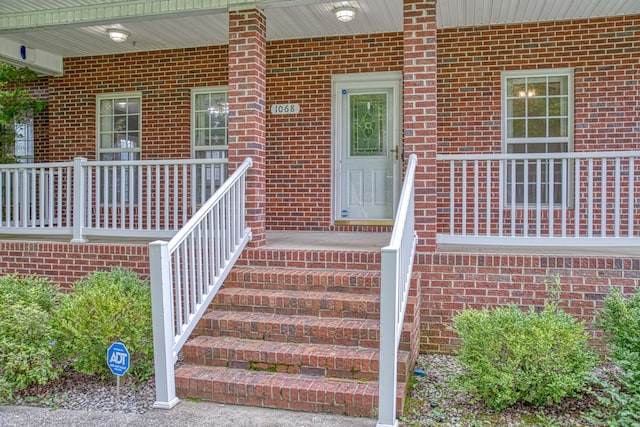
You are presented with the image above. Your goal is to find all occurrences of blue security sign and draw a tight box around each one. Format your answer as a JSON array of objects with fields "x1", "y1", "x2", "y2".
[{"x1": 107, "y1": 342, "x2": 130, "y2": 376}]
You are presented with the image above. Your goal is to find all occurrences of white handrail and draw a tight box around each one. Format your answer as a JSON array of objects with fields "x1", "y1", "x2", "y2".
[
  {"x1": 377, "y1": 154, "x2": 418, "y2": 427},
  {"x1": 149, "y1": 157, "x2": 253, "y2": 409}
]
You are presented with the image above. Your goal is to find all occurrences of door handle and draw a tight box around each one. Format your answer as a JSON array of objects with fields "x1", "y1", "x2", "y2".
[{"x1": 390, "y1": 145, "x2": 400, "y2": 160}]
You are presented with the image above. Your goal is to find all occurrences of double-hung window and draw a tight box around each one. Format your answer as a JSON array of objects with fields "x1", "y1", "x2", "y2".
[
  {"x1": 97, "y1": 93, "x2": 141, "y2": 203},
  {"x1": 14, "y1": 113, "x2": 34, "y2": 163},
  {"x1": 192, "y1": 88, "x2": 229, "y2": 203},
  {"x1": 502, "y1": 69, "x2": 573, "y2": 205}
]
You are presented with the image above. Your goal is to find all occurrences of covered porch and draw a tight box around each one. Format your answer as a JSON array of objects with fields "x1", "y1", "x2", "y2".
[{"x1": 0, "y1": 152, "x2": 638, "y2": 253}]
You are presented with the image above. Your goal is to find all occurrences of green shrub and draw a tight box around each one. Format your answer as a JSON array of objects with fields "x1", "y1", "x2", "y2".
[
  {"x1": 52, "y1": 269, "x2": 154, "y2": 381},
  {"x1": 587, "y1": 288, "x2": 640, "y2": 426},
  {"x1": 0, "y1": 275, "x2": 60, "y2": 401},
  {"x1": 452, "y1": 300, "x2": 597, "y2": 410}
]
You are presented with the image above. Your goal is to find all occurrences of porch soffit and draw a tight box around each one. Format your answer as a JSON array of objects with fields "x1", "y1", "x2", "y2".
[{"x1": 0, "y1": 0, "x2": 638, "y2": 64}]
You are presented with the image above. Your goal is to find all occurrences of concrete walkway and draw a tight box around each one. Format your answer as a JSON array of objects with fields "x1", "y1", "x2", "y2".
[{"x1": 0, "y1": 401, "x2": 377, "y2": 427}]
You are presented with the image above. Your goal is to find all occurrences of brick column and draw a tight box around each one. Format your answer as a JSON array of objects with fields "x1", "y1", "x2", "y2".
[
  {"x1": 403, "y1": 0, "x2": 437, "y2": 253},
  {"x1": 227, "y1": 8, "x2": 267, "y2": 247}
]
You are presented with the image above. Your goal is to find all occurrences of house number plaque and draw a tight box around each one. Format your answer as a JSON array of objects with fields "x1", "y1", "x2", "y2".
[{"x1": 270, "y1": 104, "x2": 300, "y2": 114}]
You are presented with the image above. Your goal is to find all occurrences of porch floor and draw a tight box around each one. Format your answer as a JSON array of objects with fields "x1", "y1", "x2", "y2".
[
  {"x1": 1, "y1": 231, "x2": 636, "y2": 256},
  {"x1": 264, "y1": 231, "x2": 390, "y2": 251}
]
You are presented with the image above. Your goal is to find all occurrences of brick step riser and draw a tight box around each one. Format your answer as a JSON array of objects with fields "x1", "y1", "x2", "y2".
[
  {"x1": 181, "y1": 341, "x2": 411, "y2": 383},
  {"x1": 175, "y1": 366, "x2": 406, "y2": 418},
  {"x1": 210, "y1": 292, "x2": 419, "y2": 322},
  {"x1": 237, "y1": 248, "x2": 382, "y2": 272},
  {"x1": 194, "y1": 315, "x2": 417, "y2": 351},
  {"x1": 224, "y1": 269, "x2": 420, "y2": 298},
  {"x1": 225, "y1": 270, "x2": 382, "y2": 295}
]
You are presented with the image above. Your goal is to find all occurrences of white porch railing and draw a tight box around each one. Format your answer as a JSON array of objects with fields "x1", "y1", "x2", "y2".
[
  {"x1": 149, "y1": 157, "x2": 252, "y2": 409},
  {"x1": 0, "y1": 161, "x2": 73, "y2": 235},
  {"x1": 377, "y1": 154, "x2": 418, "y2": 427},
  {"x1": 437, "y1": 151, "x2": 640, "y2": 247},
  {"x1": 0, "y1": 157, "x2": 228, "y2": 241}
]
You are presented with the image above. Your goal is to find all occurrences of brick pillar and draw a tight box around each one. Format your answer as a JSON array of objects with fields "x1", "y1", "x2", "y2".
[
  {"x1": 227, "y1": 8, "x2": 267, "y2": 247},
  {"x1": 403, "y1": 0, "x2": 437, "y2": 253}
]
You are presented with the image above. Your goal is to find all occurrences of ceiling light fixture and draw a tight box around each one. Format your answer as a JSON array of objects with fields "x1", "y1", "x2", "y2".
[
  {"x1": 334, "y1": 6, "x2": 356, "y2": 23},
  {"x1": 107, "y1": 28, "x2": 130, "y2": 43}
]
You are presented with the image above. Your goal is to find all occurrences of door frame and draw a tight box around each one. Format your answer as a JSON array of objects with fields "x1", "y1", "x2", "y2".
[{"x1": 331, "y1": 71, "x2": 402, "y2": 226}]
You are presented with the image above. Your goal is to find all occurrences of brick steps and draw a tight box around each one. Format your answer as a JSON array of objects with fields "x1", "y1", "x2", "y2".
[
  {"x1": 212, "y1": 286, "x2": 419, "y2": 323},
  {"x1": 182, "y1": 335, "x2": 411, "y2": 382},
  {"x1": 225, "y1": 267, "x2": 382, "y2": 295},
  {"x1": 194, "y1": 310, "x2": 382, "y2": 348},
  {"x1": 211, "y1": 288, "x2": 381, "y2": 319},
  {"x1": 177, "y1": 247, "x2": 420, "y2": 419},
  {"x1": 175, "y1": 365, "x2": 405, "y2": 417}
]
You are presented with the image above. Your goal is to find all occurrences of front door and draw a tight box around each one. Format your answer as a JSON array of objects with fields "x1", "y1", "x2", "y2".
[{"x1": 333, "y1": 73, "x2": 401, "y2": 223}]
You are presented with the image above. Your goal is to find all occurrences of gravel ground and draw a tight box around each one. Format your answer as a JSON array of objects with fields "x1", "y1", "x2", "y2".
[
  {"x1": 401, "y1": 354, "x2": 605, "y2": 427},
  {"x1": 11, "y1": 371, "x2": 157, "y2": 414},
  {"x1": 8, "y1": 355, "x2": 608, "y2": 426}
]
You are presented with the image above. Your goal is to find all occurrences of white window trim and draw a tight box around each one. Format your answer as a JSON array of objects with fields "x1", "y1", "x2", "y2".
[
  {"x1": 501, "y1": 68, "x2": 575, "y2": 153},
  {"x1": 96, "y1": 92, "x2": 142, "y2": 159},
  {"x1": 500, "y1": 68, "x2": 575, "y2": 208},
  {"x1": 190, "y1": 86, "x2": 229, "y2": 158}
]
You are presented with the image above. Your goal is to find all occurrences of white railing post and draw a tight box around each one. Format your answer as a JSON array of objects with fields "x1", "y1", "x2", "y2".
[
  {"x1": 71, "y1": 157, "x2": 87, "y2": 243},
  {"x1": 378, "y1": 247, "x2": 400, "y2": 427},
  {"x1": 150, "y1": 239, "x2": 180, "y2": 409},
  {"x1": 377, "y1": 154, "x2": 417, "y2": 427}
]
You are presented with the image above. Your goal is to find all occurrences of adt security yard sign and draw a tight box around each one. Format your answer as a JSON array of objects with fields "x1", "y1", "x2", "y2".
[{"x1": 107, "y1": 342, "x2": 130, "y2": 376}]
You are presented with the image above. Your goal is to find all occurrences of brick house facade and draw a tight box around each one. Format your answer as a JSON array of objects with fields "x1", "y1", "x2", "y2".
[{"x1": 1, "y1": 6, "x2": 639, "y2": 353}]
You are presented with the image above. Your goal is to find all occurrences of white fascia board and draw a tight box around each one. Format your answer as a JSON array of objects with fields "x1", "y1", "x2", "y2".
[
  {"x1": 0, "y1": 0, "x2": 230, "y2": 32},
  {"x1": 0, "y1": 37, "x2": 63, "y2": 76}
]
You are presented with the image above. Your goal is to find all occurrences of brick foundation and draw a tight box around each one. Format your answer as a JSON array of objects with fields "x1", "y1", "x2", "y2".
[
  {"x1": 0, "y1": 241, "x2": 149, "y2": 289},
  {"x1": 418, "y1": 252, "x2": 640, "y2": 353}
]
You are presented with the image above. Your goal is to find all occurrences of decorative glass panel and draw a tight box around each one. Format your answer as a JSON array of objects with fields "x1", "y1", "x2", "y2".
[{"x1": 350, "y1": 94, "x2": 386, "y2": 156}]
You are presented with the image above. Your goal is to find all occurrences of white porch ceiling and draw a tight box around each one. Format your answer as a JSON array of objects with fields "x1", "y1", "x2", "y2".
[{"x1": 0, "y1": 0, "x2": 638, "y2": 60}]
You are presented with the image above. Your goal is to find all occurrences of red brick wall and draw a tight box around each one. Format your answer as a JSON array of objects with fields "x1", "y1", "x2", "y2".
[
  {"x1": 266, "y1": 34, "x2": 403, "y2": 230},
  {"x1": 436, "y1": 15, "x2": 640, "y2": 236},
  {"x1": 43, "y1": 46, "x2": 228, "y2": 162},
  {"x1": 437, "y1": 14, "x2": 640, "y2": 155},
  {"x1": 0, "y1": 241, "x2": 149, "y2": 289},
  {"x1": 418, "y1": 253, "x2": 640, "y2": 353}
]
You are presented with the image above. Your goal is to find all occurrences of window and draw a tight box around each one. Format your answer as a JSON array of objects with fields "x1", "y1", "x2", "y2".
[
  {"x1": 14, "y1": 113, "x2": 34, "y2": 163},
  {"x1": 192, "y1": 88, "x2": 229, "y2": 203},
  {"x1": 97, "y1": 93, "x2": 141, "y2": 203},
  {"x1": 502, "y1": 69, "x2": 573, "y2": 205}
]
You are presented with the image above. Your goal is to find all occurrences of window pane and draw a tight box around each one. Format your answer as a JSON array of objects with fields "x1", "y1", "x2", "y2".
[
  {"x1": 528, "y1": 77, "x2": 547, "y2": 97},
  {"x1": 508, "y1": 119, "x2": 526, "y2": 138},
  {"x1": 127, "y1": 100, "x2": 139, "y2": 114},
  {"x1": 210, "y1": 129, "x2": 226, "y2": 145},
  {"x1": 507, "y1": 98, "x2": 526, "y2": 117},
  {"x1": 528, "y1": 98, "x2": 547, "y2": 117},
  {"x1": 114, "y1": 99, "x2": 128, "y2": 115},
  {"x1": 100, "y1": 99, "x2": 113, "y2": 115},
  {"x1": 527, "y1": 119, "x2": 546, "y2": 137},
  {"x1": 548, "y1": 97, "x2": 568, "y2": 116},
  {"x1": 549, "y1": 118, "x2": 568, "y2": 137},
  {"x1": 507, "y1": 143, "x2": 525, "y2": 153},
  {"x1": 507, "y1": 78, "x2": 526, "y2": 97},
  {"x1": 127, "y1": 115, "x2": 139, "y2": 131},
  {"x1": 195, "y1": 111, "x2": 207, "y2": 129},
  {"x1": 100, "y1": 133, "x2": 116, "y2": 149},
  {"x1": 548, "y1": 76, "x2": 568, "y2": 96}
]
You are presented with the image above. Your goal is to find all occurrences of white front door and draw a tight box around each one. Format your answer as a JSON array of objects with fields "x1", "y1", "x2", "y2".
[{"x1": 333, "y1": 73, "x2": 401, "y2": 222}]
